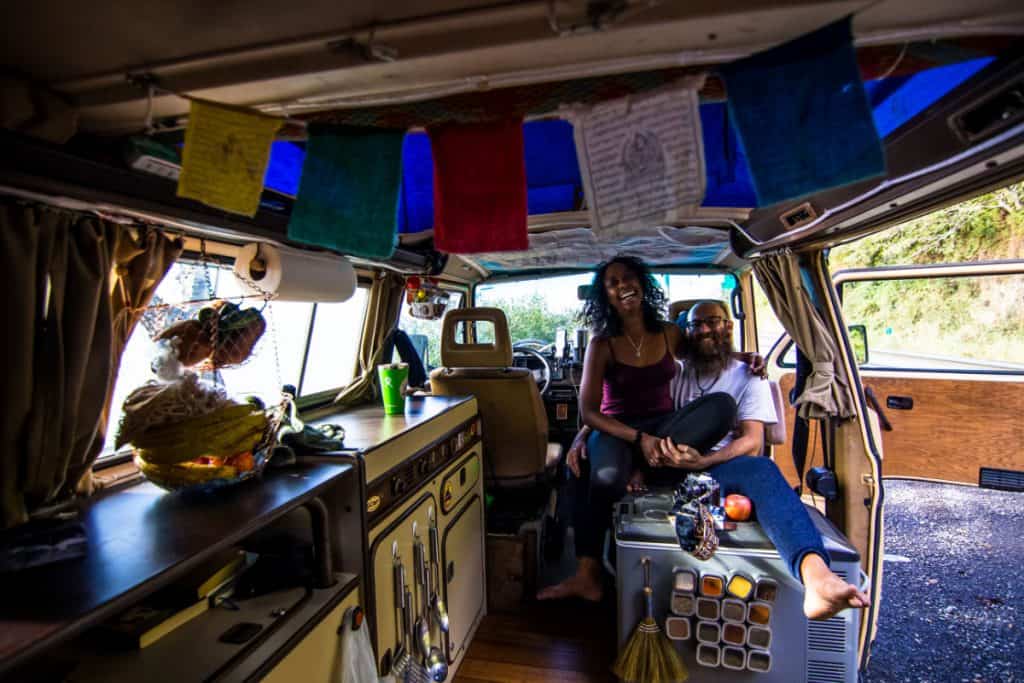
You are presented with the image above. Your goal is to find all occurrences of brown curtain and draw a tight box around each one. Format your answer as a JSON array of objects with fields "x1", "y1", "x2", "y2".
[
  {"x1": 0, "y1": 199, "x2": 181, "y2": 528},
  {"x1": 332, "y1": 272, "x2": 405, "y2": 409},
  {"x1": 75, "y1": 227, "x2": 183, "y2": 495},
  {"x1": 753, "y1": 250, "x2": 855, "y2": 420}
]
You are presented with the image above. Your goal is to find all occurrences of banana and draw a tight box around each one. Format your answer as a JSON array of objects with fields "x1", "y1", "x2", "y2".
[
  {"x1": 133, "y1": 404, "x2": 255, "y2": 446},
  {"x1": 132, "y1": 410, "x2": 268, "y2": 464},
  {"x1": 136, "y1": 455, "x2": 238, "y2": 488}
]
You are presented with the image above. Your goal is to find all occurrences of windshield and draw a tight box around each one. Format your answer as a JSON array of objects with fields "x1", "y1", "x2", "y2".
[{"x1": 475, "y1": 272, "x2": 739, "y2": 345}]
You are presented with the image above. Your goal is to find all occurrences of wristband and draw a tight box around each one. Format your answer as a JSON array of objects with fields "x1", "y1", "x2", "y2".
[{"x1": 633, "y1": 430, "x2": 644, "y2": 446}]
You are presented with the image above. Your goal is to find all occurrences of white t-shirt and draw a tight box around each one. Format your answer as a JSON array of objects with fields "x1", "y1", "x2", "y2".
[{"x1": 669, "y1": 358, "x2": 777, "y2": 452}]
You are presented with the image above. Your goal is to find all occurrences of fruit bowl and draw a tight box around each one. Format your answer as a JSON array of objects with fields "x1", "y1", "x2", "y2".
[
  {"x1": 134, "y1": 446, "x2": 272, "y2": 493},
  {"x1": 130, "y1": 403, "x2": 284, "y2": 494}
]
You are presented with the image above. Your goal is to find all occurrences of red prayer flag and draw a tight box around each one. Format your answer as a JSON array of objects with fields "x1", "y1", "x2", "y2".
[{"x1": 428, "y1": 118, "x2": 528, "y2": 254}]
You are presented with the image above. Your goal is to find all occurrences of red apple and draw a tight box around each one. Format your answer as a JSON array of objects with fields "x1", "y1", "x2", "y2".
[{"x1": 724, "y1": 494, "x2": 753, "y2": 521}]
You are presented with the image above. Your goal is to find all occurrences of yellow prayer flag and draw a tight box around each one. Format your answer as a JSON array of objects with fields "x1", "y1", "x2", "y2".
[{"x1": 177, "y1": 100, "x2": 282, "y2": 217}]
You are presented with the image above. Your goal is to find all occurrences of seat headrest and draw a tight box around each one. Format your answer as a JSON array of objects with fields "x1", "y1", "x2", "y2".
[
  {"x1": 440, "y1": 307, "x2": 513, "y2": 367},
  {"x1": 669, "y1": 299, "x2": 729, "y2": 325}
]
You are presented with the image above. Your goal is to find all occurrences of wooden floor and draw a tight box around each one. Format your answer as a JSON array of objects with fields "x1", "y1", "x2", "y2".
[{"x1": 453, "y1": 600, "x2": 619, "y2": 683}]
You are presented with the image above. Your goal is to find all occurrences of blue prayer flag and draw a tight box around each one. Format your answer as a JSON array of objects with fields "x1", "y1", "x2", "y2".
[{"x1": 721, "y1": 17, "x2": 885, "y2": 207}]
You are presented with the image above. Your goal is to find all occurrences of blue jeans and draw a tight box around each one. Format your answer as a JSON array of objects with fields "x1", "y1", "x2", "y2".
[{"x1": 703, "y1": 455, "x2": 829, "y2": 580}]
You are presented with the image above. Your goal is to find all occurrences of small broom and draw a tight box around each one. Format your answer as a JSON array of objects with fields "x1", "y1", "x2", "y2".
[{"x1": 612, "y1": 557, "x2": 688, "y2": 683}]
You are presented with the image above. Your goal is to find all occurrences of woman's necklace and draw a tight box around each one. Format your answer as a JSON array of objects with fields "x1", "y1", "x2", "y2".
[{"x1": 625, "y1": 331, "x2": 645, "y2": 359}]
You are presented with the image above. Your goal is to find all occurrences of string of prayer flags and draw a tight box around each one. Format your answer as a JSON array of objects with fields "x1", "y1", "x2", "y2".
[
  {"x1": 720, "y1": 17, "x2": 885, "y2": 207},
  {"x1": 177, "y1": 99, "x2": 282, "y2": 217},
  {"x1": 288, "y1": 124, "x2": 404, "y2": 260},
  {"x1": 570, "y1": 75, "x2": 707, "y2": 237},
  {"x1": 428, "y1": 118, "x2": 529, "y2": 254}
]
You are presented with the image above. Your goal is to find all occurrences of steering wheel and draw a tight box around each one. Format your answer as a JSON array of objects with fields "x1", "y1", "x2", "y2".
[{"x1": 512, "y1": 342, "x2": 552, "y2": 397}]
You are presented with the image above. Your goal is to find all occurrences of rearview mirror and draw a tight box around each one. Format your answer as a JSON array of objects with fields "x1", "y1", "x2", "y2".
[
  {"x1": 577, "y1": 284, "x2": 592, "y2": 301},
  {"x1": 848, "y1": 324, "x2": 869, "y2": 366}
]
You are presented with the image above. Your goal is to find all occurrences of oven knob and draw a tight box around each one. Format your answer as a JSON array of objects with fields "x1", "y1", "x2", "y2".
[{"x1": 391, "y1": 476, "x2": 407, "y2": 497}]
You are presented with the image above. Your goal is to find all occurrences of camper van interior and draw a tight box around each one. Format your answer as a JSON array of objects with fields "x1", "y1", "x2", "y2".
[{"x1": 1, "y1": 1, "x2": 1022, "y2": 681}]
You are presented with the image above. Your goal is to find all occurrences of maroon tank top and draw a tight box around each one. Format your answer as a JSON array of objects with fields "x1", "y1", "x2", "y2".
[{"x1": 600, "y1": 331, "x2": 677, "y2": 418}]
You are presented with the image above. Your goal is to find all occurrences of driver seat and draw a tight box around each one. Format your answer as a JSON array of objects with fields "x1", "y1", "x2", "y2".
[{"x1": 429, "y1": 307, "x2": 562, "y2": 487}]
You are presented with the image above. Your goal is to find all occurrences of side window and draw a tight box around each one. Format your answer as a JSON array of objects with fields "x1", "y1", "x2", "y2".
[
  {"x1": 840, "y1": 273, "x2": 1024, "y2": 373},
  {"x1": 395, "y1": 291, "x2": 464, "y2": 370},
  {"x1": 102, "y1": 260, "x2": 368, "y2": 459},
  {"x1": 301, "y1": 290, "x2": 370, "y2": 395},
  {"x1": 753, "y1": 276, "x2": 787, "y2": 356}
]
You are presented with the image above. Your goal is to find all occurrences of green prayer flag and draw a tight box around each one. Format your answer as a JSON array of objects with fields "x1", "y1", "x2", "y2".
[{"x1": 288, "y1": 124, "x2": 404, "y2": 260}]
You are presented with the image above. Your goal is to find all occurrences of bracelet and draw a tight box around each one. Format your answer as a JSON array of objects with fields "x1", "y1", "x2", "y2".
[{"x1": 633, "y1": 430, "x2": 644, "y2": 446}]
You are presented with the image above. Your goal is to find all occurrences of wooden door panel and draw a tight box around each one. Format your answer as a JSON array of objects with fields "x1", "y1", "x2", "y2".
[{"x1": 776, "y1": 373, "x2": 1024, "y2": 484}]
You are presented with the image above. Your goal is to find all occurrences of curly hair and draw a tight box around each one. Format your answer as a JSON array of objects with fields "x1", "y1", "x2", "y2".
[{"x1": 580, "y1": 255, "x2": 668, "y2": 338}]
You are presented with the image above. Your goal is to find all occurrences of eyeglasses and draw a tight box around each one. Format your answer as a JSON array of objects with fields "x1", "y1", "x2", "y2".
[{"x1": 686, "y1": 316, "x2": 725, "y2": 330}]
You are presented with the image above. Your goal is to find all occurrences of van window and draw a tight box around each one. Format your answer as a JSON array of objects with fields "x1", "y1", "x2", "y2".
[
  {"x1": 840, "y1": 273, "x2": 1024, "y2": 373},
  {"x1": 475, "y1": 272, "x2": 740, "y2": 347},
  {"x1": 102, "y1": 259, "x2": 367, "y2": 459},
  {"x1": 300, "y1": 292, "x2": 370, "y2": 394},
  {"x1": 395, "y1": 291, "x2": 464, "y2": 370},
  {"x1": 754, "y1": 278, "x2": 787, "y2": 355}
]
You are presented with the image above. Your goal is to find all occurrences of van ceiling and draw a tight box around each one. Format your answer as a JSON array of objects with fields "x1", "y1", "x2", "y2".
[
  {"x1": 1, "y1": 0, "x2": 1022, "y2": 274},
  {"x1": 4, "y1": 0, "x2": 1022, "y2": 132}
]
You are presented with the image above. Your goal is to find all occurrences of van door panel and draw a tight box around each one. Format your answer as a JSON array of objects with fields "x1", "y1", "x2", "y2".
[
  {"x1": 858, "y1": 375, "x2": 1024, "y2": 482},
  {"x1": 833, "y1": 263, "x2": 1024, "y2": 484}
]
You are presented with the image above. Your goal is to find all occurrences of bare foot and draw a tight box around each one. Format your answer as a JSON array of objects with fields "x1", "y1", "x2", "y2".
[
  {"x1": 627, "y1": 469, "x2": 647, "y2": 493},
  {"x1": 537, "y1": 558, "x2": 603, "y2": 602},
  {"x1": 800, "y1": 554, "x2": 870, "y2": 620}
]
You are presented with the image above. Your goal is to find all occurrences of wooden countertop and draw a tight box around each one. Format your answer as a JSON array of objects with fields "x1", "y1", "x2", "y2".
[
  {"x1": 0, "y1": 461, "x2": 353, "y2": 676},
  {"x1": 308, "y1": 395, "x2": 474, "y2": 453}
]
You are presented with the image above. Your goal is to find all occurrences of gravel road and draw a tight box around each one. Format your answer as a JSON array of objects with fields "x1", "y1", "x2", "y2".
[{"x1": 862, "y1": 479, "x2": 1023, "y2": 683}]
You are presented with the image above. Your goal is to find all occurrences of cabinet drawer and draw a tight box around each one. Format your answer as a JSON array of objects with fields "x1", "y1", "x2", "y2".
[
  {"x1": 441, "y1": 494, "x2": 485, "y2": 664},
  {"x1": 263, "y1": 588, "x2": 359, "y2": 682}
]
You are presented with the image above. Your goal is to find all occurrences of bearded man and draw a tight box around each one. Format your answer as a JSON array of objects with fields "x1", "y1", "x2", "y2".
[{"x1": 559, "y1": 300, "x2": 870, "y2": 620}]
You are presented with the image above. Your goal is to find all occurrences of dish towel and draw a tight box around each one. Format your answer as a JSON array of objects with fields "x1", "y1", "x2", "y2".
[
  {"x1": 720, "y1": 16, "x2": 885, "y2": 207},
  {"x1": 288, "y1": 124, "x2": 404, "y2": 260},
  {"x1": 428, "y1": 118, "x2": 528, "y2": 253},
  {"x1": 177, "y1": 99, "x2": 282, "y2": 217}
]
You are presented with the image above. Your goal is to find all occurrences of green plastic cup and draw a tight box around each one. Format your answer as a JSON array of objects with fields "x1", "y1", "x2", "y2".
[{"x1": 377, "y1": 363, "x2": 409, "y2": 415}]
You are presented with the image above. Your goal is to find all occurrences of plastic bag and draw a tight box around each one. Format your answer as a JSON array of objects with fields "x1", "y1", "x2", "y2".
[{"x1": 339, "y1": 607, "x2": 382, "y2": 683}]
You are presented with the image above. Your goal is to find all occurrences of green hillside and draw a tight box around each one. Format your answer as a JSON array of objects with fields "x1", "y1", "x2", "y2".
[{"x1": 830, "y1": 183, "x2": 1024, "y2": 366}]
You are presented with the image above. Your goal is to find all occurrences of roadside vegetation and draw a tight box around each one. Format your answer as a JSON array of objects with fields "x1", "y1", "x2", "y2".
[{"x1": 830, "y1": 182, "x2": 1024, "y2": 365}]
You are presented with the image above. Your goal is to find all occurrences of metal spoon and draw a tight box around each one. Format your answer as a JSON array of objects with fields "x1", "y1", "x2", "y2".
[
  {"x1": 429, "y1": 522, "x2": 450, "y2": 633},
  {"x1": 413, "y1": 538, "x2": 431, "y2": 659},
  {"x1": 425, "y1": 645, "x2": 448, "y2": 682}
]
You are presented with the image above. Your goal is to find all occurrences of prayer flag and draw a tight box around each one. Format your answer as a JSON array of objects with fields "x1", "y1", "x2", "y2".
[
  {"x1": 288, "y1": 124, "x2": 404, "y2": 261},
  {"x1": 721, "y1": 17, "x2": 885, "y2": 207},
  {"x1": 571, "y1": 76, "x2": 707, "y2": 236},
  {"x1": 177, "y1": 100, "x2": 282, "y2": 217},
  {"x1": 428, "y1": 118, "x2": 528, "y2": 254}
]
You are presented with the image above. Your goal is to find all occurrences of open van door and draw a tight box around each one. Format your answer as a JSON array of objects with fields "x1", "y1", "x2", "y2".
[
  {"x1": 831, "y1": 260, "x2": 1024, "y2": 486},
  {"x1": 763, "y1": 257, "x2": 1024, "y2": 668}
]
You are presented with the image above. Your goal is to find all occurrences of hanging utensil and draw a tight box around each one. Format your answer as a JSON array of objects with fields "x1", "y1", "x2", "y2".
[
  {"x1": 412, "y1": 538, "x2": 431, "y2": 660},
  {"x1": 391, "y1": 557, "x2": 409, "y2": 679},
  {"x1": 404, "y1": 585, "x2": 429, "y2": 683},
  {"x1": 425, "y1": 644, "x2": 448, "y2": 682},
  {"x1": 429, "y1": 520, "x2": 450, "y2": 634}
]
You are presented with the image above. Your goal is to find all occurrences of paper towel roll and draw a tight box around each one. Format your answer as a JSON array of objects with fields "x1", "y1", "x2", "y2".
[{"x1": 233, "y1": 242, "x2": 356, "y2": 302}]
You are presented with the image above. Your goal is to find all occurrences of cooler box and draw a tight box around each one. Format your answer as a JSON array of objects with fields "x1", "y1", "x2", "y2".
[{"x1": 614, "y1": 491, "x2": 862, "y2": 683}]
